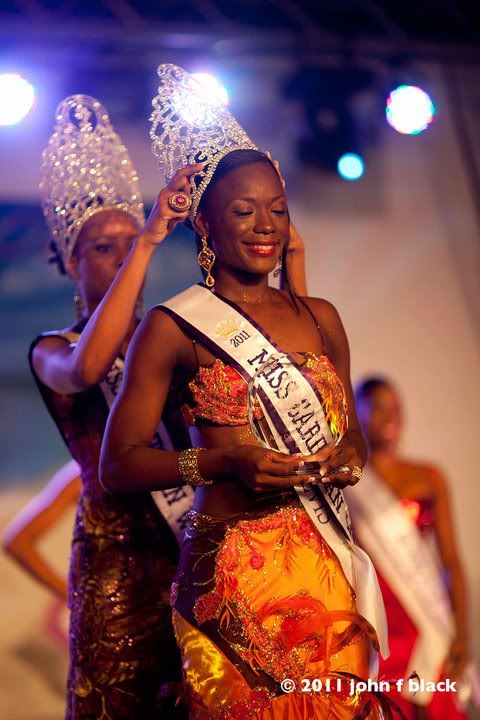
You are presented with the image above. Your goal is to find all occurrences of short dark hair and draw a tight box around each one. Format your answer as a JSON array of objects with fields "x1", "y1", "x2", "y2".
[
  {"x1": 197, "y1": 149, "x2": 273, "y2": 214},
  {"x1": 355, "y1": 376, "x2": 391, "y2": 406},
  {"x1": 48, "y1": 239, "x2": 67, "y2": 275},
  {"x1": 194, "y1": 148, "x2": 276, "y2": 262}
]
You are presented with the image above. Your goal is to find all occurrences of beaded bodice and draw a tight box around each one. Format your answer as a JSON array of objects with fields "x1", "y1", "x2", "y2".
[{"x1": 181, "y1": 352, "x2": 348, "y2": 433}]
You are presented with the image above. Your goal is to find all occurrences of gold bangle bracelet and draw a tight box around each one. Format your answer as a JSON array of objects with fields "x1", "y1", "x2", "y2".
[
  {"x1": 178, "y1": 448, "x2": 213, "y2": 487},
  {"x1": 351, "y1": 465, "x2": 363, "y2": 481}
]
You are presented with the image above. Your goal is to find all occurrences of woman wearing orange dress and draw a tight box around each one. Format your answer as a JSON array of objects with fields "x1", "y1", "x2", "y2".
[{"x1": 100, "y1": 64, "x2": 397, "y2": 720}]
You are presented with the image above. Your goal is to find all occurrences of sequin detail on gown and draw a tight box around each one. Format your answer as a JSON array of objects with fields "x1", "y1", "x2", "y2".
[
  {"x1": 173, "y1": 354, "x2": 398, "y2": 719},
  {"x1": 181, "y1": 353, "x2": 348, "y2": 436},
  {"x1": 29, "y1": 329, "x2": 186, "y2": 720}
]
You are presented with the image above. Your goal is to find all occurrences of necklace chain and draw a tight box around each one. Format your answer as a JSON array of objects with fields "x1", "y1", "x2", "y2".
[
  {"x1": 241, "y1": 291, "x2": 266, "y2": 304},
  {"x1": 213, "y1": 285, "x2": 272, "y2": 305}
]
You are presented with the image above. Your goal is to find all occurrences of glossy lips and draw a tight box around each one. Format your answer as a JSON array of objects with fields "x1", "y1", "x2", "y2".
[{"x1": 242, "y1": 240, "x2": 279, "y2": 256}]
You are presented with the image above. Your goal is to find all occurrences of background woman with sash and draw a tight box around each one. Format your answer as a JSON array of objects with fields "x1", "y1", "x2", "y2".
[
  {"x1": 101, "y1": 64, "x2": 396, "y2": 720},
  {"x1": 26, "y1": 94, "x2": 206, "y2": 719},
  {"x1": 351, "y1": 377, "x2": 470, "y2": 719}
]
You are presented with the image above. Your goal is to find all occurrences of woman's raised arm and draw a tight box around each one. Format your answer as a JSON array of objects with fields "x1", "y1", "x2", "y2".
[{"x1": 32, "y1": 163, "x2": 205, "y2": 396}]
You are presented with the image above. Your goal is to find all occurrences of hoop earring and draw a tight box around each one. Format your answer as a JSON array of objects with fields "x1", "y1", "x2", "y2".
[
  {"x1": 197, "y1": 235, "x2": 216, "y2": 288},
  {"x1": 135, "y1": 295, "x2": 146, "y2": 318},
  {"x1": 273, "y1": 255, "x2": 282, "y2": 278},
  {"x1": 73, "y1": 284, "x2": 86, "y2": 321}
]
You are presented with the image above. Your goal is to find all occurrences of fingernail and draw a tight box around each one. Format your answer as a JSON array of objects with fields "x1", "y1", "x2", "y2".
[
  {"x1": 320, "y1": 467, "x2": 327, "y2": 477},
  {"x1": 297, "y1": 460, "x2": 305, "y2": 468},
  {"x1": 307, "y1": 476, "x2": 316, "y2": 483}
]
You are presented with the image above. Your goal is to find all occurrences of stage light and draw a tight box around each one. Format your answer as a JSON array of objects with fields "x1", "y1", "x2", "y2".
[
  {"x1": 191, "y1": 73, "x2": 229, "y2": 106},
  {"x1": 386, "y1": 85, "x2": 435, "y2": 135},
  {"x1": 283, "y1": 66, "x2": 374, "y2": 172},
  {"x1": 338, "y1": 153, "x2": 364, "y2": 181},
  {"x1": 0, "y1": 73, "x2": 36, "y2": 126},
  {"x1": 172, "y1": 72, "x2": 228, "y2": 126}
]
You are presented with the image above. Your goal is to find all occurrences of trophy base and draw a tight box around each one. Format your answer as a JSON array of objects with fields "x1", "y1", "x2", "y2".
[{"x1": 293, "y1": 461, "x2": 322, "y2": 476}]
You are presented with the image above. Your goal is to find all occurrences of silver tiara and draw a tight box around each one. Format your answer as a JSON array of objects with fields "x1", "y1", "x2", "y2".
[
  {"x1": 149, "y1": 64, "x2": 259, "y2": 222},
  {"x1": 40, "y1": 94, "x2": 145, "y2": 266}
]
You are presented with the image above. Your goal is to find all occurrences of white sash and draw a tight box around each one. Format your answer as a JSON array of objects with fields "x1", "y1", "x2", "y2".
[
  {"x1": 60, "y1": 331, "x2": 193, "y2": 545},
  {"x1": 161, "y1": 284, "x2": 389, "y2": 664},
  {"x1": 346, "y1": 466, "x2": 454, "y2": 705}
]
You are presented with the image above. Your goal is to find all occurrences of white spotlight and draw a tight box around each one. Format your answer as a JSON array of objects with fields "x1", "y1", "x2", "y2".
[
  {"x1": 0, "y1": 73, "x2": 36, "y2": 126},
  {"x1": 172, "y1": 72, "x2": 229, "y2": 126},
  {"x1": 191, "y1": 73, "x2": 229, "y2": 106},
  {"x1": 386, "y1": 85, "x2": 435, "y2": 135}
]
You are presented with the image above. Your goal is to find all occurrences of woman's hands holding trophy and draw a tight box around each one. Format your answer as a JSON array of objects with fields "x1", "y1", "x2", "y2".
[
  {"x1": 243, "y1": 352, "x2": 361, "y2": 493},
  {"x1": 227, "y1": 442, "x2": 362, "y2": 494},
  {"x1": 226, "y1": 445, "x2": 308, "y2": 494},
  {"x1": 302, "y1": 439, "x2": 363, "y2": 488}
]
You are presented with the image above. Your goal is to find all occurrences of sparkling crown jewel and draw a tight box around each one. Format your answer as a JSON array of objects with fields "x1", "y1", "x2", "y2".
[
  {"x1": 149, "y1": 64, "x2": 259, "y2": 222},
  {"x1": 40, "y1": 94, "x2": 145, "y2": 266}
]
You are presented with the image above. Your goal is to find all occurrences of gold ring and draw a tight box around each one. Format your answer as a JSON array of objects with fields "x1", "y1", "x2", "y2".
[
  {"x1": 168, "y1": 192, "x2": 192, "y2": 212},
  {"x1": 352, "y1": 466, "x2": 363, "y2": 480}
]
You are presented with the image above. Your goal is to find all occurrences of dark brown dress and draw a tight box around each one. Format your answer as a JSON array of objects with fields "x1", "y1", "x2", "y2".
[{"x1": 29, "y1": 322, "x2": 188, "y2": 720}]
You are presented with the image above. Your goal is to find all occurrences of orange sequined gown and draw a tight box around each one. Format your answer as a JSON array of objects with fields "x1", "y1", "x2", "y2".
[{"x1": 172, "y1": 354, "x2": 396, "y2": 720}]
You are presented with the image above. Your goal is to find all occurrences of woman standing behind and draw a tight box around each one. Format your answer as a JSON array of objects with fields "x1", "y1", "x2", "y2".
[
  {"x1": 28, "y1": 94, "x2": 205, "y2": 719},
  {"x1": 350, "y1": 377, "x2": 470, "y2": 719}
]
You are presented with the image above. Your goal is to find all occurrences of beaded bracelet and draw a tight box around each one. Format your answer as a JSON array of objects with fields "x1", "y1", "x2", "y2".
[{"x1": 178, "y1": 448, "x2": 213, "y2": 487}]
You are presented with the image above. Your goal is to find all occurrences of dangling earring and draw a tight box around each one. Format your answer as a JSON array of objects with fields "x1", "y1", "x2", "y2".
[
  {"x1": 273, "y1": 255, "x2": 282, "y2": 278},
  {"x1": 73, "y1": 284, "x2": 85, "y2": 321},
  {"x1": 197, "y1": 235, "x2": 216, "y2": 288},
  {"x1": 135, "y1": 295, "x2": 146, "y2": 318}
]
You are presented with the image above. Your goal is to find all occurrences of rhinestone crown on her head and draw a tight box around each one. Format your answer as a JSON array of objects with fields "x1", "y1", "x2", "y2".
[
  {"x1": 40, "y1": 94, "x2": 145, "y2": 265},
  {"x1": 149, "y1": 64, "x2": 259, "y2": 222}
]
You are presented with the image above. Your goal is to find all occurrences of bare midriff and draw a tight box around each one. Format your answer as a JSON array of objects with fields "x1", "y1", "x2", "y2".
[{"x1": 189, "y1": 423, "x2": 288, "y2": 518}]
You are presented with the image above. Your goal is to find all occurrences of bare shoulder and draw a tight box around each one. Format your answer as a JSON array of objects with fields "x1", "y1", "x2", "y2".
[
  {"x1": 296, "y1": 296, "x2": 348, "y2": 360},
  {"x1": 131, "y1": 306, "x2": 193, "y2": 367},
  {"x1": 400, "y1": 459, "x2": 447, "y2": 496},
  {"x1": 299, "y1": 296, "x2": 343, "y2": 329},
  {"x1": 141, "y1": 306, "x2": 190, "y2": 342},
  {"x1": 32, "y1": 334, "x2": 70, "y2": 358},
  {"x1": 30, "y1": 323, "x2": 78, "y2": 371},
  {"x1": 277, "y1": 290, "x2": 342, "y2": 325}
]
